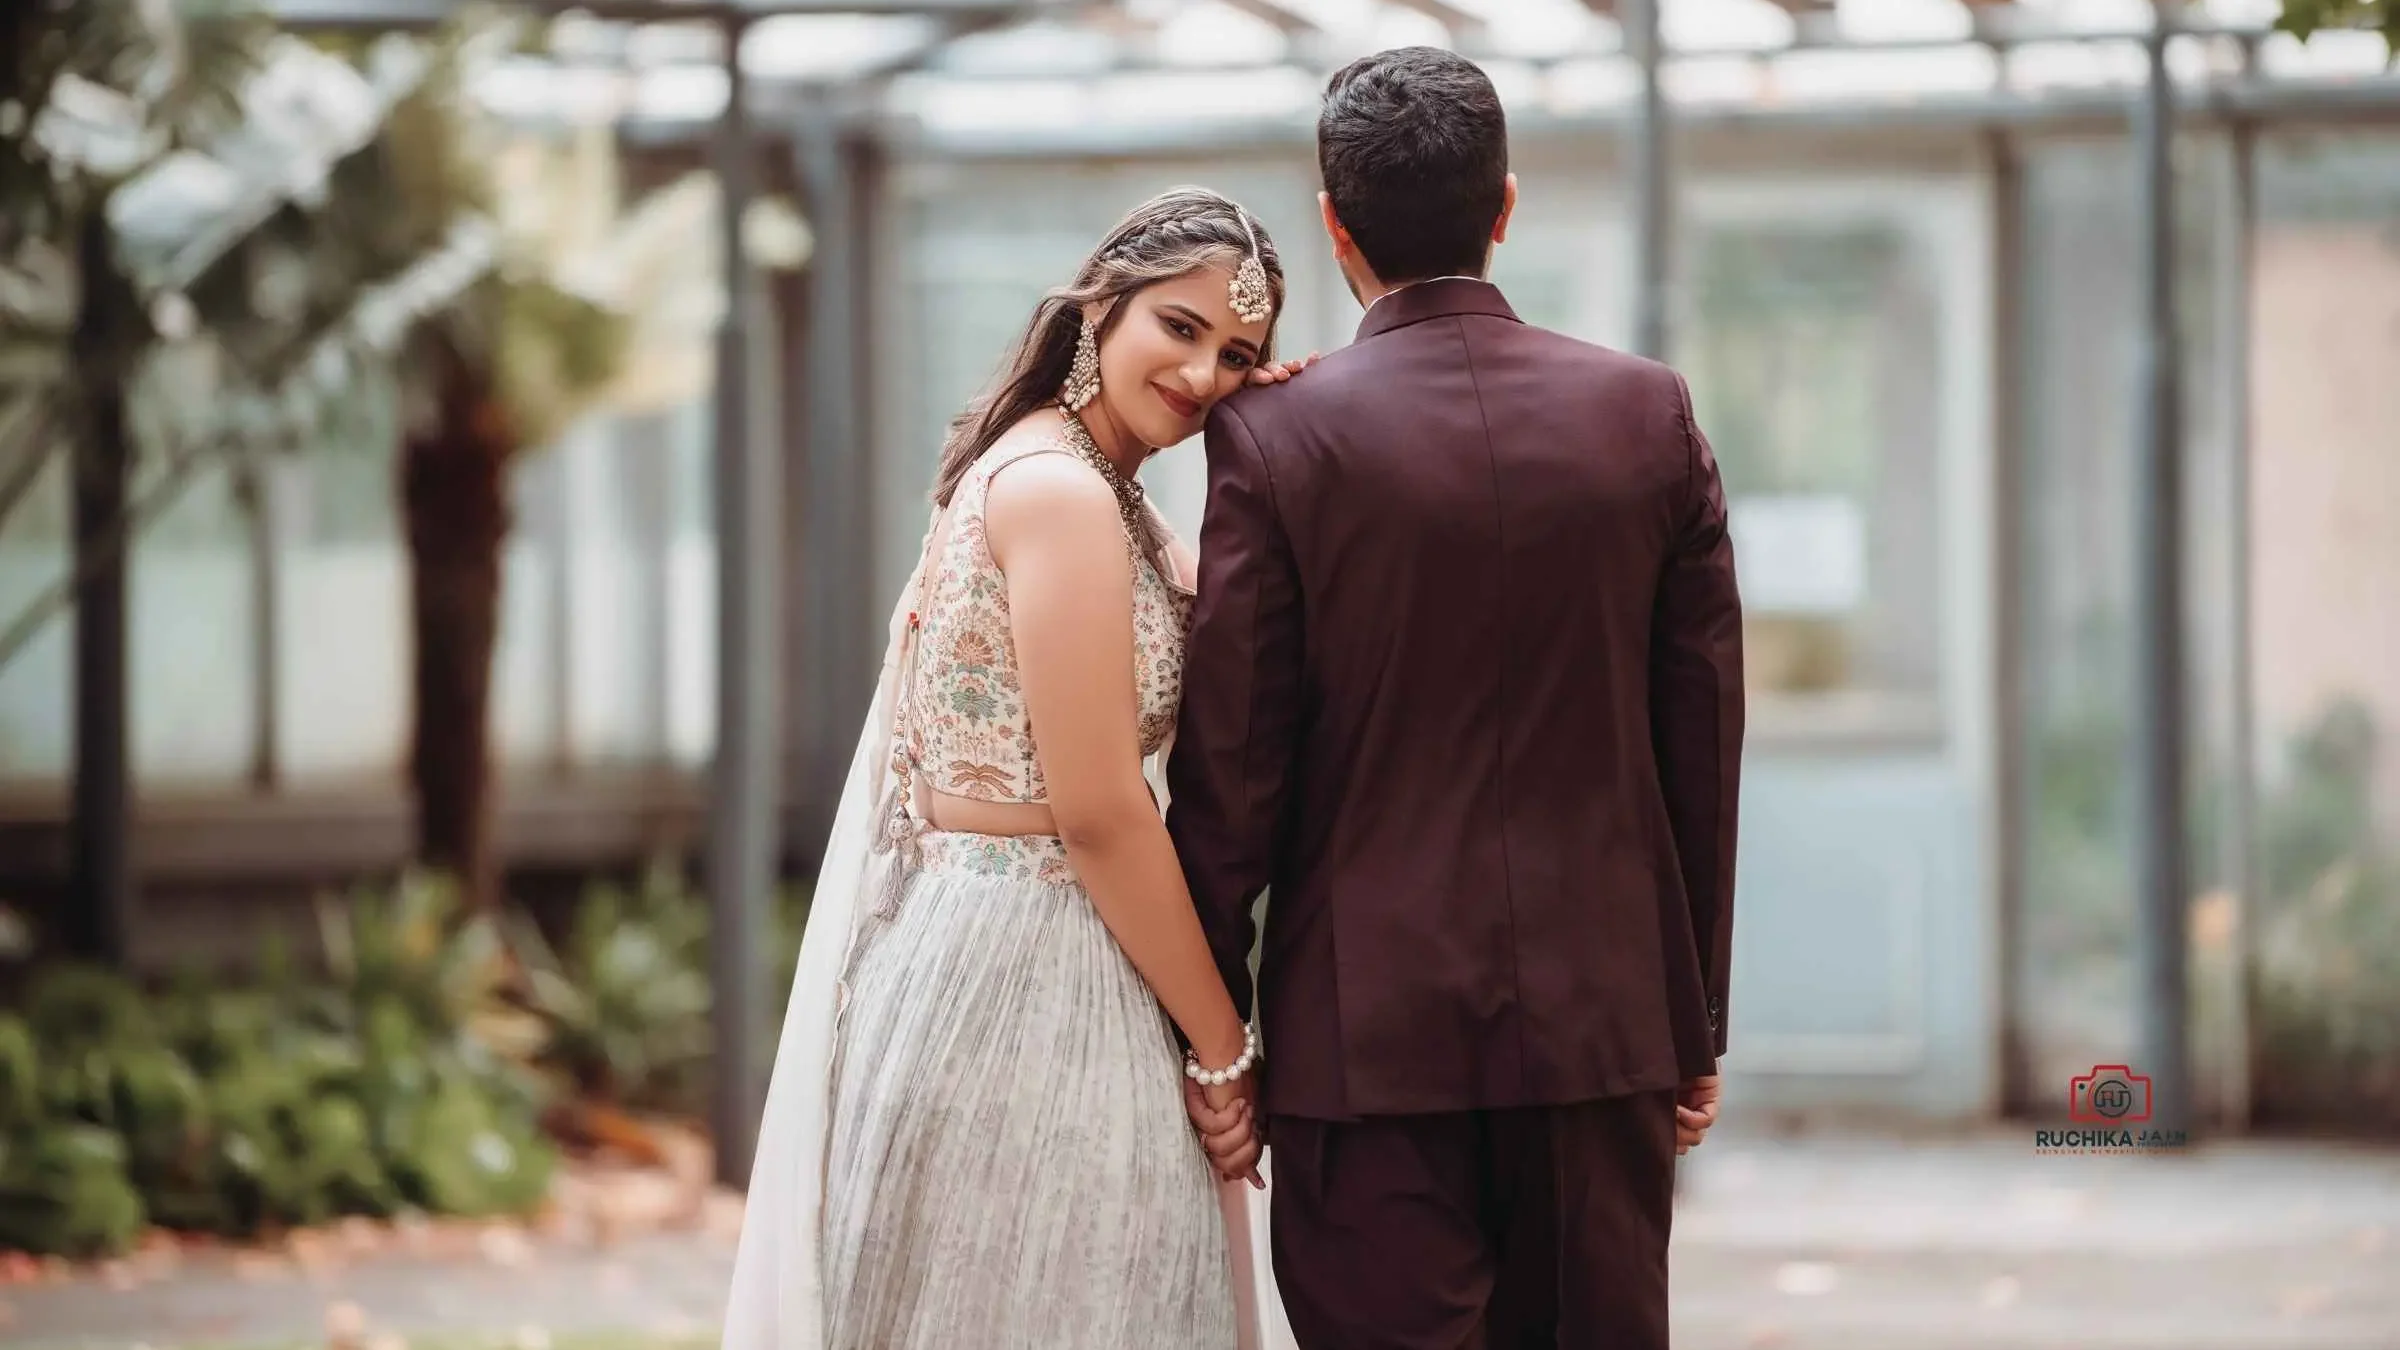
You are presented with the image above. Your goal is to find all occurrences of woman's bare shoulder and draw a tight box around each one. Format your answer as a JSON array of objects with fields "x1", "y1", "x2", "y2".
[{"x1": 984, "y1": 407, "x2": 1073, "y2": 461}]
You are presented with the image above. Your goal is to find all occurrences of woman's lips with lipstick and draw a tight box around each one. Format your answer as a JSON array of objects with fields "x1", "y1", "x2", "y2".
[{"x1": 1153, "y1": 384, "x2": 1200, "y2": 419}]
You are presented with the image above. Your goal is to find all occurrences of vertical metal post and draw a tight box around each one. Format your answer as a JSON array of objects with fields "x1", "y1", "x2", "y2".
[
  {"x1": 236, "y1": 454, "x2": 281, "y2": 790},
  {"x1": 795, "y1": 103, "x2": 872, "y2": 846},
  {"x1": 709, "y1": 15, "x2": 776, "y2": 1188},
  {"x1": 67, "y1": 207, "x2": 135, "y2": 965},
  {"x1": 534, "y1": 437, "x2": 576, "y2": 775},
  {"x1": 2130, "y1": 8, "x2": 2192, "y2": 1135},
  {"x1": 1625, "y1": 0, "x2": 1671, "y2": 360},
  {"x1": 2220, "y1": 35, "x2": 2261, "y2": 1134},
  {"x1": 1988, "y1": 127, "x2": 2032, "y2": 1113}
]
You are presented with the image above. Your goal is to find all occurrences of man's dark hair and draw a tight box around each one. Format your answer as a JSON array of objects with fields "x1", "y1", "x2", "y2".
[{"x1": 1317, "y1": 47, "x2": 1509, "y2": 285}]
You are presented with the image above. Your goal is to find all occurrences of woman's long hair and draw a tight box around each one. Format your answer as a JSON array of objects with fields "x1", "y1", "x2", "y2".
[{"x1": 931, "y1": 187, "x2": 1288, "y2": 507}]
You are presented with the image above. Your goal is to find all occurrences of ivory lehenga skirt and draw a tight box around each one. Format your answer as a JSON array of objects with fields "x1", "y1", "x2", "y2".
[{"x1": 819, "y1": 829, "x2": 1239, "y2": 1350}]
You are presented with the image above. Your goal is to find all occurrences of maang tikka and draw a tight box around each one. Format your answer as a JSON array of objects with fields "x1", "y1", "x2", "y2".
[
  {"x1": 1228, "y1": 209, "x2": 1273, "y2": 325},
  {"x1": 1061, "y1": 312, "x2": 1101, "y2": 412}
]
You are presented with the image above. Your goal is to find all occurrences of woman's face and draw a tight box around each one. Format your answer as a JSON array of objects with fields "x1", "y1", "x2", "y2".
[{"x1": 1093, "y1": 264, "x2": 1272, "y2": 450}]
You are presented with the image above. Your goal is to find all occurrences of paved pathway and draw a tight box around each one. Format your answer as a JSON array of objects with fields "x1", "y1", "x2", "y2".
[{"x1": 7, "y1": 1127, "x2": 2398, "y2": 1349}]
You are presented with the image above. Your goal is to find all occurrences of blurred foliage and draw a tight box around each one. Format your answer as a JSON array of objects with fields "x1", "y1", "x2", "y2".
[
  {"x1": 0, "y1": 0, "x2": 269, "y2": 244},
  {"x1": 0, "y1": 860, "x2": 813, "y2": 1254},
  {"x1": 2277, "y1": 0, "x2": 2400, "y2": 55},
  {"x1": 2030, "y1": 647, "x2": 2400, "y2": 1130},
  {"x1": 0, "y1": 871, "x2": 554, "y2": 1257},
  {"x1": 2250, "y1": 700, "x2": 2400, "y2": 1128},
  {"x1": 514, "y1": 860, "x2": 810, "y2": 1118}
]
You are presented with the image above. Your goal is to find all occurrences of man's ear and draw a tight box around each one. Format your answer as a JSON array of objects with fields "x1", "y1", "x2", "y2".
[
  {"x1": 1492, "y1": 173, "x2": 1519, "y2": 246},
  {"x1": 1319, "y1": 190, "x2": 1351, "y2": 258}
]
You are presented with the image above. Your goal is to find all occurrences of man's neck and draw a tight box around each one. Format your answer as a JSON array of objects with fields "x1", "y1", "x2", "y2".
[{"x1": 1359, "y1": 273, "x2": 1487, "y2": 314}]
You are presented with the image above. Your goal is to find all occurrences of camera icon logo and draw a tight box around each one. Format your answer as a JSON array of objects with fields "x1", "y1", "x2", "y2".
[{"x1": 2069, "y1": 1064, "x2": 2153, "y2": 1124}]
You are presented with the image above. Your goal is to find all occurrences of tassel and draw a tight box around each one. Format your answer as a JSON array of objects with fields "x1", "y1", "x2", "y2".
[
  {"x1": 867, "y1": 787, "x2": 918, "y2": 921},
  {"x1": 868, "y1": 852, "x2": 908, "y2": 922}
]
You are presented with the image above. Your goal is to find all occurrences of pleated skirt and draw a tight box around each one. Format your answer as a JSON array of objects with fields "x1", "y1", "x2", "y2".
[{"x1": 821, "y1": 830, "x2": 1238, "y2": 1350}]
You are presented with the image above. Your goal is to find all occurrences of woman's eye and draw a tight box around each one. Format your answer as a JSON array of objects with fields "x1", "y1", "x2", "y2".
[
  {"x1": 1166, "y1": 318, "x2": 1194, "y2": 339},
  {"x1": 1222, "y1": 351, "x2": 1253, "y2": 370}
]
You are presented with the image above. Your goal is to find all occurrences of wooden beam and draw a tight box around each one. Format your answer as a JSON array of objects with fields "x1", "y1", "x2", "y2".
[
  {"x1": 1383, "y1": 0, "x2": 1489, "y2": 42},
  {"x1": 1214, "y1": 0, "x2": 1323, "y2": 38}
]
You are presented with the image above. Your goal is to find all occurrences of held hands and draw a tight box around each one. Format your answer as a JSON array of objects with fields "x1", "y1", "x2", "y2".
[
  {"x1": 1676, "y1": 1074, "x2": 1722, "y2": 1155},
  {"x1": 1183, "y1": 1073, "x2": 1265, "y2": 1190},
  {"x1": 1247, "y1": 351, "x2": 1321, "y2": 386}
]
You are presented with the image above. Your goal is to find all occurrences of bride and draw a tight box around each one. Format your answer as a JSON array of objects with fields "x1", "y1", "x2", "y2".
[{"x1": 722, "y1": 186, "x2": 1313, "y2": 1350}]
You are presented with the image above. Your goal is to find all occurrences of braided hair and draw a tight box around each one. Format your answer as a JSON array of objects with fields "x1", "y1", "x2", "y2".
[{"x1": 931, "y1": 186, "x2": 1286, "y2": 507}]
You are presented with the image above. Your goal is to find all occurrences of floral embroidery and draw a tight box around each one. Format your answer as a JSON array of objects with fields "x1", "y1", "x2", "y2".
[
  {"x1": 913, "y1": 829, "x2": 1077, "y2": 884},
  {"x1": 945, "y1": 760, "x2": 1014, "y2": 796},
  {"x1": 949, "y1": 680, "x2": 1000, "y2": 722},
  {"x1": 908, "y1": 439, "x2": 1191, "y2": 807}
]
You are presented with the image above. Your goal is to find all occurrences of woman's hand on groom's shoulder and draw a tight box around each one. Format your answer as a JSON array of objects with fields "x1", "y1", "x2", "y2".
[{"x1": 1248, "y1": 351, "x2": 1321, "y2": 386}]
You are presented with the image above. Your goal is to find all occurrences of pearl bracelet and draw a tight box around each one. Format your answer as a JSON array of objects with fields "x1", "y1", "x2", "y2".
[{"x1": 1184, "y1": 1023, "x2": 1260, "y2": 1088}]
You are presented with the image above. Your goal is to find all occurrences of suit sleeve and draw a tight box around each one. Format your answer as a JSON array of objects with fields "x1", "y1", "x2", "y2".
[
  {"x1": 1652, "y1": 373, "x2": 1745, "y2": 1060},
  {"x1": 1165, "y1": 401, "x2": 1305, "y2": 1023}
]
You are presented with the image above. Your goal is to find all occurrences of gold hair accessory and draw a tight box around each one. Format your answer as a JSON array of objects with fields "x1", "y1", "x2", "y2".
[{"x1": 1228, "y1": 210, "x2": 1273, "y2": 325}]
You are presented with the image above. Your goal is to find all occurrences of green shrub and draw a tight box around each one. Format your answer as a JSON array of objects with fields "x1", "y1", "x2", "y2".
[
  {"x1": 0, "y1": 1124, "x2": 146, "y2": 1258},
  {"x1": 0, "y1": 871, "x2": 558, "y2": 1257},
  {"x1": 512, "y1": 861, "x2": 810, "y2": 1118}
]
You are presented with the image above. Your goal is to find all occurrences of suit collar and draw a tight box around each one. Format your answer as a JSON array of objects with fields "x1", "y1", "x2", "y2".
[{"x1": 1353, "y1": 277, "x2": 1520, "y2": 343}]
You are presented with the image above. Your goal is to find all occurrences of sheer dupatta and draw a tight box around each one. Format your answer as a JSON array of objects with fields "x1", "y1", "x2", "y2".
[{"x1": 719, "y1": 507, "x2": 1283, "y2": 1350}]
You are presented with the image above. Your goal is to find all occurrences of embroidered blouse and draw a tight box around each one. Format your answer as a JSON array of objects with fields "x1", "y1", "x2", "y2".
[{"x1": 906, "y1": 436, "x2": 1194, "y2": 806}]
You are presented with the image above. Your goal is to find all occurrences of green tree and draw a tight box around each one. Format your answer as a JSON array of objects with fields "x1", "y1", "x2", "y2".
[
  {"x1": 2276, "y1": 0, "x2": 2400, "y2": 53},
  {"x1": 2, "y1": 0, "x2": 276, "y2": 961}
]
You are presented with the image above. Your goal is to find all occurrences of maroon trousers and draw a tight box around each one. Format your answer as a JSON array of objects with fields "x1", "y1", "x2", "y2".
[{"x1": 1267, "y1": 1091, "x2": 1679, "y2": 1350}]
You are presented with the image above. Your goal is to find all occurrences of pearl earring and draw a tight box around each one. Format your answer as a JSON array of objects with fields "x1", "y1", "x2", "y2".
[{"x1": 1061, "y1": 315, "x2": 1101, "y2": 412}]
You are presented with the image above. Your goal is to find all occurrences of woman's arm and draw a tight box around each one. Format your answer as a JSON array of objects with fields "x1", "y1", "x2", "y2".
[{"x1": 985, "y1": 453, "x2": 1251, "y2": 1075}]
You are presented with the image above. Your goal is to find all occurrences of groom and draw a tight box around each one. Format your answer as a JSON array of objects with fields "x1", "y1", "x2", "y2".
[{"x1": 1167, "y1": 46, "x2": 1744, "y2": 1349}]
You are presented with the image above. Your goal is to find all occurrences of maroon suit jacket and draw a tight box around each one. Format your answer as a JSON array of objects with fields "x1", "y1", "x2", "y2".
[{"x1": 1164, "y1": 279, "x2": 1743, "y2": 1121}]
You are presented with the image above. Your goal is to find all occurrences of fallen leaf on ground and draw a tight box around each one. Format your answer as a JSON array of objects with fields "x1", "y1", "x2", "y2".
[
  {"x1": 232, "y1": 1252, "x2": 289, "y2": 1283},
  {"x1": 325, "y1": 1299, "x2": 368, "y2": 1349},
  {"x1": 2276, "y1": 1284, "x2": 2334, "y2": 1318},
  {"x1": 702, "y1": 1190, "x2": 747, "y2": 1240},
  {"x1": 478, "y1": 1225, "x2": 535, "y2": 1268},
  {"x1": 1771, "y1": 1262, "x2": 1840, "y2": 1297},
  {"x1": 338, "y1": 1218, "x2": 386, "y2": 1255}
]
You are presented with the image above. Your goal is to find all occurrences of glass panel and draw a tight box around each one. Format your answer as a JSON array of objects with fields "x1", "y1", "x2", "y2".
[
  {"x1": 2247, "y1": 132, "x2": 2400, "y2": 1131},
  {"x1": 1673, "y1": 204, "x2": 1947, "y2": 740},
  {"x1": 666, "y1": 398, "x2": 716, "y2": 769},
  {"x1": 131, "y1": 459, "x2": 255, "y2": 785},
  {"x1": 280, "y1": 382, "x2": 408, "y2": 784},
  {"x1": 0, "y1": 438, "x2": 70, "y2": 785},
  {"x1": 1487, "y1": 145, "x2": 1630, "y2": 349},
  {"x1": 491, "y1": 453, "x2": 562, "y2": 770},
  {"x1": 2011, "y1": 135, "x2": 2236, "y2": 1106},
  {"x1": 565, "y1": 413, "x2": 681, "y2": 767}
]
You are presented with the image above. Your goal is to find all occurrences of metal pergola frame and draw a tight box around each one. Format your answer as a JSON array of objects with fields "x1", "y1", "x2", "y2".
[{"x1": 246, "y1": 0, "x2": 2400, "y2": 1171}]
